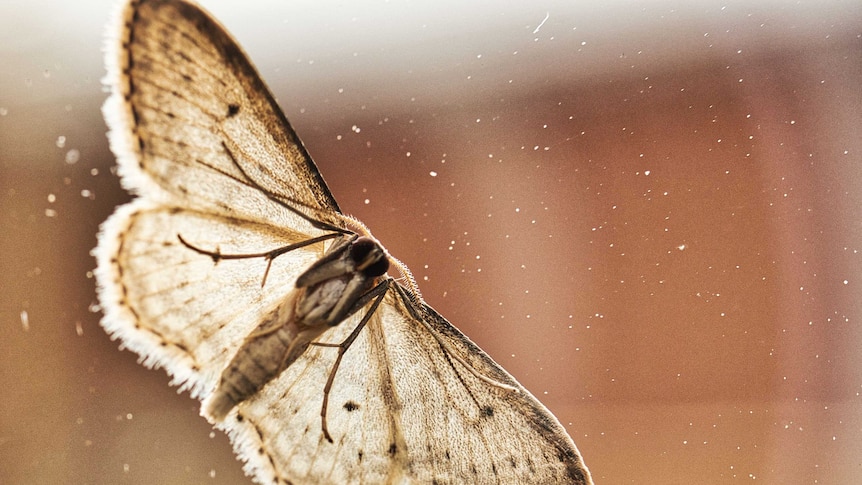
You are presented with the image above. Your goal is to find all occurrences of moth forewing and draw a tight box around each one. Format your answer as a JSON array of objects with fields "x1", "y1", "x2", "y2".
[{"x1": 203, "y1": 234, "x2": 390, "y2": 422}]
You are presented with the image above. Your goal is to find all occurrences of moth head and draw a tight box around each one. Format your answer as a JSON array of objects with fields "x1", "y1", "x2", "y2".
[{"x1": 350, "y1": 236, "x2": 389, "y2": 277}]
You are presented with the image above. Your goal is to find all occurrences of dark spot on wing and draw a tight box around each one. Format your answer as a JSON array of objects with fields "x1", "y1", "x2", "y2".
[
  {"x1": 343, "y1": 401, "x2": 359, "y2": 412},
  {"x1": 227, "y1": 103, "x2": 240, "y2": 117},
  {"x1": 357, "y1": 450, "x2": 363, "y2": 462},
  {"x1": 388, "y1": 443, "x2": 397, "y2": 456},
  {"x1": 236, "y1": 413, "x2": 245, "y2": 422},
  {"x1": 481, "y1": 405, "x2": 494, "y2": 417}
]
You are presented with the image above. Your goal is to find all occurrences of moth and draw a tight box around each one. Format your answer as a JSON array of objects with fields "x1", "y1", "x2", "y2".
[{"x1": 95, "y1": 0, "x2": 593, "y2": 483}]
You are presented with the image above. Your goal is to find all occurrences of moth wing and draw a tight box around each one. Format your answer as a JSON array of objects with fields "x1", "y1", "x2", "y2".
[
  {"x1": 98, "y1": 0, "x2": 347, "y2": 397},
  {"x1": 226, "y1": 284, "x2": 593, "y2": 484},
  {"x1": 95, "y1": 204, "x2": 329, "y2": 398},
  {"x1": 102, "y1": 0, "x2": 342, "y2": 235}
]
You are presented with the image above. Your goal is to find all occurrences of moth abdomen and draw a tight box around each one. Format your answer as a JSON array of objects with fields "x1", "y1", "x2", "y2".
[{"x1": 205, "y1": 292, "x2": 325, "y2": 422}]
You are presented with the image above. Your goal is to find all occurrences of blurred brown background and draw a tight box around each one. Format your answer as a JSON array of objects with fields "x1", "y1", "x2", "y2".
[{"x1": 2, "y1": 0, "x2": 861, "y2": 483}]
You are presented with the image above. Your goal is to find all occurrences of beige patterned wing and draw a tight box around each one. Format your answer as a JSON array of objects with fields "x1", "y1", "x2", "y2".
[
  {"x1": 102, "y1": 0, "x2": 344, "y2": 235},
  {"x1": 95, "y1": 202, "x2": 330, "y2": 398},
  {"x1": 224, "y1": 283, "x2": 593, "y2": 484}
]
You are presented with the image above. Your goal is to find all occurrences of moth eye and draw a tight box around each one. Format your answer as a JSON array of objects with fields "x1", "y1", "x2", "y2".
[
  {"x1": 351, "y1": 237, "x2": 389, "y2": 277},
  {"x1": 363, "y1": 255, "x2": 389, "y2": 277}
]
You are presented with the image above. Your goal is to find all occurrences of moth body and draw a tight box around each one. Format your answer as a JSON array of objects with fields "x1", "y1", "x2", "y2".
[{"x1": 205, "y1": 236, "x2": 389, "y2": 422}]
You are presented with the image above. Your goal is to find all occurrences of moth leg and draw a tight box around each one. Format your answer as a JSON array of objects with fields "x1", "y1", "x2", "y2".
[
  {"x1": 177, "y1": 231, "x2": 341, "y2": 286},
  {"x1": 177, "y1": 232, "x2": 340, "y2": 261},
  {"x1": 310, "y1": 279, "x2": 390, "y2": 442}
]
